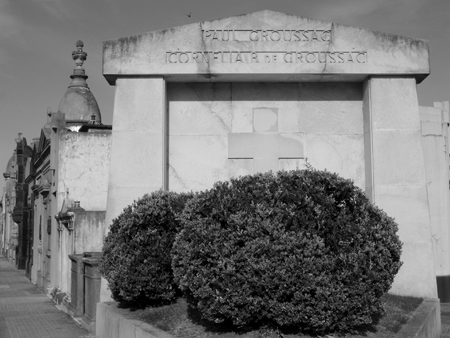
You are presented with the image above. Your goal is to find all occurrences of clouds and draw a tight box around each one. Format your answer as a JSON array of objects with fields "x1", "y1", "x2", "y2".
[
  {"x1": 31, "y1": 0, "x2": 71, "y2": 18},
  {"x1": 0, "y1": 1, "x2": 20, "y2": 39},
  {"x1": 0, "y1": 1, "x2": 22, "y2": 77},
  {"x1": 29, "y1": 0, "x2": 120, "y2": 21},
  {"x1": 309, "y1": 0, "x2": 381, "y2": 21},
  {"x1": 307, "y1": 0, "x2": 428, "y2": 28},
  {"x1": 0, "y1": 0, "x2": 72, "y2": 40}
]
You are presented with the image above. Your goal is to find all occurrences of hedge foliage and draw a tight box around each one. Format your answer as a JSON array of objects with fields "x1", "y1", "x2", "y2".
[
  {"x1": 99, "y1": 190, "x2": 192, "y2": 307},
  {"x1": 171, "y1": 169, "x2": 402, "y2": 333}
]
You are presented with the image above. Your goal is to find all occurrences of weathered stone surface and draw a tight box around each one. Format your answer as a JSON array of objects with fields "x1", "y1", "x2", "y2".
[
  {"x1": 103, "y1": 10, "x2": 429, "y2": 83},
  {"x1": 299, "y1": 82, "x2": 363, "y2": 135},
  {"x1": 364, "y1": 77, "x2": 437, "y2": 298},
  {"x1": 96, "y1": 302, "x2": 177, "y2": 338},
  {"x1": 57, "y1": 132, "x2": 111, "y2": 211},
  {"x1": 168, "y1": 135, "x2": 229, "y2": 191},
  {"x1": 101, "y1": 10, "x2": 436, "y2": 302},
  {"x1": 168, "y1": 83, "x2": 232, "y2": 136},
  {"x1": 420, "y1": 103, "x2": 450, "y2": 302},
  {"x1": 305, "y1": 134, "x2": 365, "y2": 189},
  {"x1": 166, "y1": 81, "x2": 363, "y2": 189},
  {"x1": 104, "y1": 77, "x2": 165, "y2": 224},
  {"x1": 68, "y1": 254, "x2": 83, "y2": 318},
  {"x1": 372, "y1": 129, "x2": 427, "y2": 186},
  {"x1": 397, "y1": 299, "x2": 441, "y2": 338}
]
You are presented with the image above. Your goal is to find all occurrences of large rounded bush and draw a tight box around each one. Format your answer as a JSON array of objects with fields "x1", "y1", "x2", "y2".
[
  {"x1": 100, "y1": 190, "x2": 192, "y2": 307},
  {"x1": 172, "y1": 169, "x2": 402, "y2": 333}
]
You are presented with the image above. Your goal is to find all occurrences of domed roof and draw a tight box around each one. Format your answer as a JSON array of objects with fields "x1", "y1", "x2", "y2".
[
  {"x1": 57, "y1": 40, "x2": 102, "y2": 124},
  {"x1": 3, "y1": 152, "x2": 16, "y2": 179},
  {"x1": 5, "y1": 153, "x2": 15, "y2": 173},
  {"x1": 57, "y1": 86, "x2": 101, "y2": 122}
]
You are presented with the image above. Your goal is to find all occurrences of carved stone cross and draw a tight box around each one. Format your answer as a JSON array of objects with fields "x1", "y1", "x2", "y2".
[{"x1": 228, "y1": 108, "x2": 303, "y2": 173}]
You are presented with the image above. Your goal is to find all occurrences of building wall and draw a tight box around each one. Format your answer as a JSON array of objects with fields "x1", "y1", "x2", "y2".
[
  {"x1": 168, "y1": 82, "x2": 365, "y2": 191},
  {"x1": 0, "y1": 190, "x2": 4, "y2": 255},
  {"x1": 28, "y1": 121, "x2": 111, "y2": 299},
  {"x1": 0, "y1": 200, "x2": 3, "y2": 253},
  {"x1": 102, "y1": 77, "x2": 437, "y2": 301},
  {"x1": 420, "y1": 101, "x2": 450, "y2": 301},
  {"x1": 30, "y1": 163, "x2": 52, "y2": 289},
  {"x1": 4, "y1": 174, "x2": 18, "y2": 264},
  {"x1": 57, "y1": 131, "x2": 112, "y2": 211},
  {"x1": 56, "y1": 130, "x2": 111, "y2": 296},
  {"x1": 13, "y1": 137, "x2": 32, "y2": 271},
  {"x1": 1, "y1": 190, "x2": 6, "y2": 255}
]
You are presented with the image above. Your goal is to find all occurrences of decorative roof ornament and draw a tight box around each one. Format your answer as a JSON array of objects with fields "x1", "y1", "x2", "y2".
[
  {"x1": 57, "y1": 40, "x2": 102, "y2": 124},
  {"x1": 69, "y1": 40, "x2": 88, "y2": 88},
  {"x1": 15, "y1": 133, "x2": 23, "y2": 144},
  {"x1": 72, "y1": 40, "x2": 87, "y2": 69},
  {"x1": 88, "y1": 113, "x2": 100, "y2": 124}
]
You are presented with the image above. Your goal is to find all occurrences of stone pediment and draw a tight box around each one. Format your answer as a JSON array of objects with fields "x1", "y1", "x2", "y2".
[{"x1": 103, "y1": 10, "x2": 429, "y2": 84}]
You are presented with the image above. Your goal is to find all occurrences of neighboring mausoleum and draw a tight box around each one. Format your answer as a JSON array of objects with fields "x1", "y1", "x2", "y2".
[
  {"x1": 21, "y1": 41, "x2": 112, "y2": 330},
  {"x1": 100, "y1": 10, "x2": 443, "y2": 302}
]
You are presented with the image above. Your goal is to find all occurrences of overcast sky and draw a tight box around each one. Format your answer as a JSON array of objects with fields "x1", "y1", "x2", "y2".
[{"x1": 0, "y1": 0, "x2": 449, "y2": 193}]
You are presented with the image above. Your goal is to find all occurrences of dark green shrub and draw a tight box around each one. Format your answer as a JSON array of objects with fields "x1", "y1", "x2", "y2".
[
  {"x1": 100, "y1": 190, "x2": 192, "y2": 307},
  {"x1": 172, "y1": 169, "x2": 402, "y2": 333}
]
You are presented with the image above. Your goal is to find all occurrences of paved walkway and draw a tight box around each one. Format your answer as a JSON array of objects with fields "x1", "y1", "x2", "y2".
[
  {"x1": 1, "y1": 253, "x2": 450, "y2": 338},
  {"x1": 0, "y1": 255, "x2": 93, "y2": 338}
]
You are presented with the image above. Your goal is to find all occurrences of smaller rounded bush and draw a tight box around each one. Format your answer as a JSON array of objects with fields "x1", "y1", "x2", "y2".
[
  {"x1": 172, "y1": 169, "x2": 402, "y2": 333},
  {"x1": 99, "y1": 190, "x2": 192, "y2": 307}
]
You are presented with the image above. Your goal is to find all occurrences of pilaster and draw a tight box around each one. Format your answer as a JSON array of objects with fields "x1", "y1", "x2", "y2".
[
  {"x1": 100, "y1": 77, "x2": 166, "y2": 302},
  {"x1": 363, "y1": 76, "x2": 437, "y2": 298}
]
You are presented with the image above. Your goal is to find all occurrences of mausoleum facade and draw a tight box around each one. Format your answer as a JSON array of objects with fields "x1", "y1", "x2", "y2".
[{"x1": 100, "y1": 10, "x2": 442, "y2": 301}]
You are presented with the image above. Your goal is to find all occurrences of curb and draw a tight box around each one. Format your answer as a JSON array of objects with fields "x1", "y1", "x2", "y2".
[
  {"x1": 397, "y1": 298, "x2": 441, "y2": 338},
  {"x1": 96, "y1": 298, "x2": 442, "y2": 338},
  {"x1": 96, "y1": 302, "x2": 173, "y2": 338}
]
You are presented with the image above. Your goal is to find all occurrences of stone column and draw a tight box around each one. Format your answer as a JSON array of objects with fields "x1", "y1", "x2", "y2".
[
  {"x1": 363, "y1": 76, "x2": 437, "y2": 298},
  {"x1": 100, "y1": 77, "x2": 166, "y2": 302},
  {"x1": 421, "y1": 102, "x2": 450, "y2": 301}
]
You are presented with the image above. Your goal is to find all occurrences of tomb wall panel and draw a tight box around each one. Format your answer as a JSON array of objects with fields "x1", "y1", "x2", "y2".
[
  {"x1": 390, "y1": 241, "x2": 437, "y2": 299},
  {"x1": 168, "y1": 135, "x2": 229, "y2": 192},
  {"x1": 167, "y1": 82, "x2": 364, "y2": 190},
  {"x1": 305, "y1": 134, "x2": 365, "y2": 190},
  {"x1": 372, "y1": 129, "x2": 427, "y2": 186}
]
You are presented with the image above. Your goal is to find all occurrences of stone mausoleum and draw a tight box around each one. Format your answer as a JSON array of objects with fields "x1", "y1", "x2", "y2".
[
  {"x1": 99, "y1": 10, "x2": 449, "y2": 304},
  {"x1": 22, "y1": 41, "x2": 111, "y2": 330}
]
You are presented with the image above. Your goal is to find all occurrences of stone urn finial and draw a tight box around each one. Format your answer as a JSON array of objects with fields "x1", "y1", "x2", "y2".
[
  {"x1": 69, "y1": 40, "x2": 88, "y2": 87},
  {"x1": 72, "y1": 40, "x2": 87, "y2": 68}
]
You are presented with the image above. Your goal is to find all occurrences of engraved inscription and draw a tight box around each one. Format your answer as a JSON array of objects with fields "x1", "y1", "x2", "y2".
[
  {"x1": 166, "y1": 51, "x2": 367, "y2": 64},
  {"x1": 164, "y1": 27, "x2": 368, "y2": 65},
  {"x1": 203, "y1": 29, "x2": 332, "y2": 42}
]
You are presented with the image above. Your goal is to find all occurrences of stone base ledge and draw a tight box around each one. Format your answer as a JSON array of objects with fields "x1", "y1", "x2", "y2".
[
  {"x1": 96, "y1": 302, "x2": 173, "y2": 338},
  {"x1": 397, "y1": 298, "x2": 441, "y2": 338},
  {"x1": 81, "y1": 316, "x2": 97, "y2": 335},
  {"x1": 96, "y1": 298, "x2": 442, "y2": 338}
]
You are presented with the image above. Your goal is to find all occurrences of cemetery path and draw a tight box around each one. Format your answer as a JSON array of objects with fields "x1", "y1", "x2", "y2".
[
  {"x1": 0, "y1": 252, "x2": 449, "y2": 338},
  {"x1": 0, "y1": 255, "x2": 94, "y2": 338}
]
